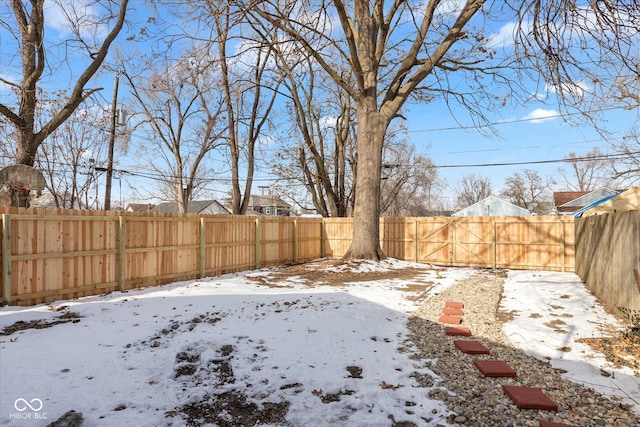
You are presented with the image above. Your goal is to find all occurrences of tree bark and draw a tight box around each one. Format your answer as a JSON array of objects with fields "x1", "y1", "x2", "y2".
[{"x1": 344, "y1": 106, "x2": 387, "y2": 260}]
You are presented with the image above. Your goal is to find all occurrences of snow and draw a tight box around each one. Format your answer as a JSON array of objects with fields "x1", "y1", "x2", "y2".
[
  {"x1": 0, "y1": 259, "x2": 638, "y2": 426},
  {"x1": 501, "y1": 270, "x2": 640, "y2": 414}
]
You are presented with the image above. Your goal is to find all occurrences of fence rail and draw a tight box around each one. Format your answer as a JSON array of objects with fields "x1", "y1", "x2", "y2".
[{"x1": 1, "y1": 209, "x2": 574, "y2": 306}]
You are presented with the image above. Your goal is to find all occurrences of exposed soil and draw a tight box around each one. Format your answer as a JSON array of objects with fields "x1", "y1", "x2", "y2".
[
  {"x1": 0, "y1": 310, "x2": 81, "y2": 336},
  {"x1": 246, "y1": 259, "x2": 445, "y2": 288},
  {"x1": 577, "y1": 336, "x2": 640, "y2": 374}
]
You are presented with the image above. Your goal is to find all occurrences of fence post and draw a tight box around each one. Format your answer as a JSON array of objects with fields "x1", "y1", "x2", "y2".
[
  {"x1": 414, "y1": 218, "x2": 419, "y2": 263},
  {"x1": 561, "y1": 219, "x2": 566, "y2": 272},
  {"x1": 255, "y1": 218, "x2": 262, "y2": 269},
  {"x1": 2, "y1": 214, "x2": 11, "y2": 306},
  {"x1": 449, "y1": 217, "x2": 455, "y2": 266},
  {"x1": 200, "y1": 218, "x2": 206, "y2": 278},
  {"x1": 492, "y1": 219, "x2": 497, "y2": 269},
  {"x1": 293, "y1": 219, "x2": 298, "y2": 263},
  {"x1": 118, "y1": 216, "x2": 126, "y2": 292},
  {"x1": 320, "y1": 219, "x2": 325, "y2": 258}
]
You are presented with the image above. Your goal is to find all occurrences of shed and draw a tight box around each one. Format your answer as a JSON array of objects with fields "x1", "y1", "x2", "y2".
[
  {"x1": 452, "y1": 196, "x2": 532, "y2": 217},
  {"x1": 580, "y1": 187, "x2": 640, "y2": 217}
]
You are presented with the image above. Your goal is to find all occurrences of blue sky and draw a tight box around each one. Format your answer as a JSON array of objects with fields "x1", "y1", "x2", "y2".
[{"x1": 405, "y1": 101, "x2": 637, "y2": 191}]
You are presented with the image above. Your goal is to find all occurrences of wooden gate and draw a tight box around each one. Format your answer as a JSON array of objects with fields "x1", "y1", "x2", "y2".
[
  {"x1": 414, "y1": 217, "x2": 494, "y2": 267},
  {"x1": 412, "y1": 216, "x2": 573, "y2": 270}
]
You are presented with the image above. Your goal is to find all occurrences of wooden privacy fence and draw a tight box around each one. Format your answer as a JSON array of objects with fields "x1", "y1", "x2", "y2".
[
  {"x1": 323, "y1": 216, "x2": 575, "y2": 271},
  {"x1": 1, "y1": 209, "x2": 574, "y2": 306},
  {"x1": 575, "y1": 211, "x2": 640, "y2": 312},
  {"x1": 1, "y1": 208, "x2": 322, "y2": 306}
]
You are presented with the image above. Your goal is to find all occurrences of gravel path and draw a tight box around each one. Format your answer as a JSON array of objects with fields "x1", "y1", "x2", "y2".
[{"x1": 404, "y1": 270, "x2": 640, "y2": 427}]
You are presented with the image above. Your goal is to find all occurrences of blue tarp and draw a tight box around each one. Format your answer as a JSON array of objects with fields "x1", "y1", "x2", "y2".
[{"x1": 573, "y1": 193, "x2": 619, "y2": 218}]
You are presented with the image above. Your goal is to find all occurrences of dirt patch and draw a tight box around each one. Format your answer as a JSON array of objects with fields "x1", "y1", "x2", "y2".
[
  {"x1": 172, "y1": 342, "x2": 291, "y2": 426},
  {"x1": 246, "y1": 260, "x2": 442, "y2": 288},
  {"x1": 544, "y1": 319, "x2": 567, "y2": 333},
  {"x1": 312, "y1": 388, "x2": 356, "y2": 403},
  {"x1": 179, "y1": 391, "x2": 289, "y2": 427},
  {"x1": 0, "y1": 311, "x2": 81, "y2": 336},
  {"x1": 346, "y1": 365, "x2": 363, "y2": 379},
  {"x1": 577, "y1": 336, "x2": 640, "y2": 376}
]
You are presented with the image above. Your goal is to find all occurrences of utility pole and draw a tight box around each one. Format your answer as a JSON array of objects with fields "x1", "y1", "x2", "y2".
[{"x1": 104, "y1": 73, "x2": 119, "y2": 210}]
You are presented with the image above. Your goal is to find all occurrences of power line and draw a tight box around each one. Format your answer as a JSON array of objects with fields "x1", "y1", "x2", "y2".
[
  {"x1": 408, "y1": 104, "x2": 633, "y2": 134},
  {"x1": 434, "y1": 150, "x2": 640, "y2": 169}
]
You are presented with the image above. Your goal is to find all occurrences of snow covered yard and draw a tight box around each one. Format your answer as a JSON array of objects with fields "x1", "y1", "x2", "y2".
[{"x1": 0, "y1": 259, "x2": 638, "y2": 426}]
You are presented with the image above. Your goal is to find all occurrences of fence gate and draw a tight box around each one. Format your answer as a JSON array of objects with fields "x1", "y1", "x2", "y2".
[
  {"x1": 417, "y1": 218, "x2": 454, "y2": 265},
  {"x1": 450, "y1": 217, "x2": 495, "y2": 268}
]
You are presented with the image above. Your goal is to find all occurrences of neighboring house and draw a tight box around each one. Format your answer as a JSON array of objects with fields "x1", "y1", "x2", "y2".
[
  {"x1": 553, "y1": 188, "x2": 620, "y2": 215},
  {"x1": 29, "y1": 192, "x2": 85, "y2": 209},
  {"x1": 245, "y1": 195, "x2": 292, "y2": 216},
  {"x1": 580, "y1": 187, "x2": 640, "y2": 217},
  {"x1": 150, "y1": 200, "x2": 230, "y2": 215},
  {"x1": 125, "y1": 203, "x2": 155, "y2": 212},
  {"x1": 452, "y1": 196, "x2": 532, "y2": 217}
]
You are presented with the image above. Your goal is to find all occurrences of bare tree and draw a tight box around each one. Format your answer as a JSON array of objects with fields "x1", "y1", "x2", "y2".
[
  {"x1": 209, "y1": 4, "x2": 283, "y2": 214},
  {"x1": 122, "y1": 52, "x2": 225, "y2": 213},
  {"x1": 557, "y1": 148, "x2": 616, "y2": 192},
  {"x1": 456, "y1": 174, "x2": 493, "y2": 209},
  {"x1": 612, "y1": 128, "x2": 640, "y2": 186},
  {"x1": 0, "y1": 0, "x2": 129, "y2": 206},
  {"x1": 380, "y1": 143, "x2": 439, "y2": 217},
  {"x1": 35, "y1": 94, "x2": 112, "y2": 209},
  {"x1": 271, "y1": 48, "x2": 357, "y2": 217},
  {"x1": 244, "y1": 0, "x2": 522, "y2": 259},
  {"x1": 499, "y1": 169, "x2": 554, "y2": 214}
]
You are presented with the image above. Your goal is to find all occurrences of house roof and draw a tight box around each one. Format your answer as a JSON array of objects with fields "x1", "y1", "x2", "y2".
[
  {"x1": 248, "y1": 195, "x2": 291, "y2": 209},
  {"x1": 150, "y1": 200, "x2": 229, "y2": 214},
  {"x1": 554, "y1": 192, "x2": 590, "y2": 208},
  {"x1": 125, "y1": 203, "x2": 155, "y2": 212},
  {"x1": 452, "y1": 196, "x2": 531, "y2": 217}
]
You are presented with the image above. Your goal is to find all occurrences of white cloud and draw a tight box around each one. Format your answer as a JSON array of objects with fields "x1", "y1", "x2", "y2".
[
  {"x1": 522, "y1": 108, "x2": 559, "y2": 124},
  {"x1": 44, "y1": 0, "x2": 108, "y2": 40},
  {"x1": 545, "y1": 81, "x2": 590, "y2": 99},
  {"x1": 487, "y1": 22, "x2": 517, "y2": 49}
]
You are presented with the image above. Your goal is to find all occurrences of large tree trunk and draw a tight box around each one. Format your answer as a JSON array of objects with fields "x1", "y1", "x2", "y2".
[{"x1": 344, "y1": 107, "x2": 387, "y2": 260}]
